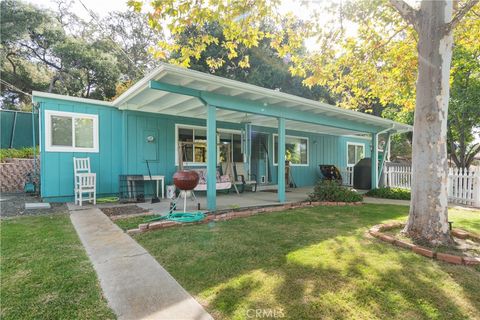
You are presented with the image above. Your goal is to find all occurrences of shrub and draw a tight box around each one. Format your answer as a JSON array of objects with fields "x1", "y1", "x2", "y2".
[
  {"x1": 366, "y1": 187, "x2": 411, "y2": 200},
  {"x1": 0, "y1": 147, "x2": 38, "y2": 162},
  {"x1": 309, "y1": 180, "x2": 363, "y2": 202}
]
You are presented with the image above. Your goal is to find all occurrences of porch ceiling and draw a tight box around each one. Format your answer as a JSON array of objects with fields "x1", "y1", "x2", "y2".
[{"x1": 113, "y1": 63, "x2": 412, "y2": 136}]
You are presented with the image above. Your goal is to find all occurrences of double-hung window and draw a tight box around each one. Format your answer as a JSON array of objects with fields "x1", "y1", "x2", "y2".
[{"x1": 45, "y1": 110, "x2": 99, "y2": 152}]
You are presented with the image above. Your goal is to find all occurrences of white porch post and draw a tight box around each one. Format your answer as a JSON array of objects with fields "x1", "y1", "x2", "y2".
[{"x1": 206, "y1": 104, "x2": 217, "y2": 210}]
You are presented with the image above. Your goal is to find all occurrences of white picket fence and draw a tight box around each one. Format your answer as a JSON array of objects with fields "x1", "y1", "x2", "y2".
[
  {"x1": 340, "y1": 167, "x2": 354, "y2": 187},
  {"x1": 384, "y1": 164, "x2": 480, "y2": 207}
]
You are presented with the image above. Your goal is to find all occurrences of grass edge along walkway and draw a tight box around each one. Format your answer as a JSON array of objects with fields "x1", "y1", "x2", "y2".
[{"x1": 1, "y1": 213, "x2": 115, "y2": 320}]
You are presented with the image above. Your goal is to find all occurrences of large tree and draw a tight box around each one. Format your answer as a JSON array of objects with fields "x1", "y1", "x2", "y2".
[
  {"x1": 0, "y1": 0, "x2": 121, "y2": 106},
  {"x1": 0, "y1": 0, "x2": 161, "y2": 108},
  {"x1": 309, "y1": 0, "x2": 480, "y2": 168},
  {"x1": 387, "y1": 0, "x2": 479, "y2": 245}
]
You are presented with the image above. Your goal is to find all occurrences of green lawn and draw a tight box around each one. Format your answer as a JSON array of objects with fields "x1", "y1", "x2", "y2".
[
  {"x1": 129, "y1": 204, "x2": 480, "y2": 320},
  {"x1": 1, "y1": 214, "x2": 115, "y2": 320}
]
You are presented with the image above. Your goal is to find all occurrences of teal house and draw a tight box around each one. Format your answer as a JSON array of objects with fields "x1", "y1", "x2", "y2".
[{"x1": 32, "y1": 63, "x2": 411, "y2": 210}]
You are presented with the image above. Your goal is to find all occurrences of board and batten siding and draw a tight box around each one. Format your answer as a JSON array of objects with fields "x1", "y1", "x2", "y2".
[
  {"x1": 35, "y1": 97, "x2": 371, "y2": 201},
  {"x1": 124, "y1": 111, "x2": 243, "y2": 186},
  {"x1": 35, "y1": 97, "x2": 123, "y2": 201}
]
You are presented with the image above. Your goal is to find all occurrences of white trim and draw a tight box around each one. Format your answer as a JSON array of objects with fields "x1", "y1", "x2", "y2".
[
  {"x1": 45, "y1": 110, "x2": 99, "y2": 153},
  {"x1": 112, "y1": 63, "x2": 412, "y2": 133},
  {"x1": 342, "y1": 134, "x2": 372, "y2": 140},
  {"x1": 174, "y1": 123, "x2": 241, "y2": 166},
  {"x1": 272, "y1": 134, "x2": 309, "y2": 167},
  {"x1": 33, "y1": 64, "x2": 412, "y2": 134},
  {"x1": 33, "y1": 91, "x2": 114, "y2": 107},
  {"x1": 346, "y1": 142, "x2": 365, "y2": 167}
]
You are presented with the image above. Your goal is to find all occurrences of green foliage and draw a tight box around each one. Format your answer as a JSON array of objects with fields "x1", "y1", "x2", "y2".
[
  {"x1": 309, "y1": 179, "x2": 363, "y2": 202},
  {"x1": 130, "y1": 0, "x2": 309, "y2": 71},
  {"x1": 0, "y1": 0, "x2": 160, "y2": 109},
  {"x1": 366, "y1": 187, "x2": 411, "y2": 200},
  {"x1": 0, "y1": 147, "x2": 38, "y2": 162},
  {"x1": 447, "y1": 34, "x2": 480, "y2": 169},
  {"x1": 173, "y1": 22, "x2": 334, "y2": 103}
]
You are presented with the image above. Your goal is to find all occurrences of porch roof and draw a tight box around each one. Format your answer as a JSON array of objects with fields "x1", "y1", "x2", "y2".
[{"x1": 35, "y1": 63, "x2": 412, "y2": 136}]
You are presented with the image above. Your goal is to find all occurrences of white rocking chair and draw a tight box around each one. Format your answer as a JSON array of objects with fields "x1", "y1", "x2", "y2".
[{"x1": 73, "y1": 157, "x2": 96, "y2": 206}]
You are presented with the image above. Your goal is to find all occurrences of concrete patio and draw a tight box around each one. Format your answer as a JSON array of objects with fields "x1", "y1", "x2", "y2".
[{"x1": 67, "y1": 187, "x2": 313, "y2": 214}]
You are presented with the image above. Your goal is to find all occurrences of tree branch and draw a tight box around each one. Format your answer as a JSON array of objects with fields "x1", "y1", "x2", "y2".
[
  {"x1": 446, "y1": 0, "x2": 479, "y2": 33},
  {"x1": 389, "y1": 0, "x2": 420, "y2": 31},
  {"x1": 18, "y1": 42, "x2": 62, "y2": 71},
  {"x1": 372, "y1": 25, "x2": 409, "y2": 51}
]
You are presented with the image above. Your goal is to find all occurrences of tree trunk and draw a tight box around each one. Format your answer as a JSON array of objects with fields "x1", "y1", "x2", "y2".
[{"x1": 403, "y1": 0, "x2": 454, "y2": 245}]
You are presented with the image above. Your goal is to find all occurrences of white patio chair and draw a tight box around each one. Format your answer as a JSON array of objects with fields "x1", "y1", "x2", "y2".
[{"x1": 73, "y1": 157, "x2": 96, "y2": 206}]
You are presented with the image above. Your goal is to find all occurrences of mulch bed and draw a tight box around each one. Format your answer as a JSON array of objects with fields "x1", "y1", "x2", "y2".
[{"x1": 101, "y1": 205, "x2": 148, "y2": 217}]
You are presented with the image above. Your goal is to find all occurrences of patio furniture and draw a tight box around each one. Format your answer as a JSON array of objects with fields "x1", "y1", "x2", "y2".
[
  {"x1": 319, "y1": 165, "x2": 343, "y2": 184},
  {"x1": 119, "y1": 175, "x2": 145, "y2": 203},
  {"x1": 233, "y1": 162, "x2": 257, "y2": 192},
  {"x1": 73, "y1": 157, "x2": 96, "y2": 206},
  {"x1": 192, "y1": 168, "x2": 232, "y2": 192},
  {"x1": 142, "y1": 175, "x2": 165, "y2": 199}
]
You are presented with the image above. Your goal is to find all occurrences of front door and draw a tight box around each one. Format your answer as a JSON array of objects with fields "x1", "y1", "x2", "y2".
[{"x1": 251, "y1": 132, "x2": 270, "y2": 184}]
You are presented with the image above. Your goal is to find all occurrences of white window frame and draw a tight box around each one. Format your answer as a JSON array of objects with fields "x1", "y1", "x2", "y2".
[
  {"x1": 45, "y1": 110, "x2": 99, "y2": 153},
  {"x1": 346, "y1": 142, "x2": 365, "y2": 167},
  {"x1": 273, "y1": 134, "x2": 309, "y2": 167},
  {"x1": 174, "y1": 124, "x2": 241, "y2": 166}
]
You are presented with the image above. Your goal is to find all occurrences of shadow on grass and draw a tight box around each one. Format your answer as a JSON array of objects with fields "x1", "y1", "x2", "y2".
[{"x1": 134, "y1": 204, "x2": 480, "y2": 319}]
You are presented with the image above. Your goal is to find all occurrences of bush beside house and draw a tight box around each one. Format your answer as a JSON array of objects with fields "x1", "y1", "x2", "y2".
[
  {"x1": 0, "y1": 147, "x2": 38, "y2": 162},
  {"x1": 366, "y1": 187, "x2": 411, "y2": 200},
  {"x1": 309, "y1": 180, "x2": 363, "y2": 202}
]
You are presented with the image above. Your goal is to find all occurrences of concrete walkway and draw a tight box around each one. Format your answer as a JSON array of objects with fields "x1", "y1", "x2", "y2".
[{"x1": 70, "y1": 208, "x2": 212, "y2": 320}]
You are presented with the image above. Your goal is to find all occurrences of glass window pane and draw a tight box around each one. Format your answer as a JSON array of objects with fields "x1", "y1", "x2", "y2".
[
  {"x1": 194, "y1": 129, "x2": 206, "y2": 141},
  {"x1": 219, "y1": 132, "x2": 231, "y2": 162},
  {"x1": 300, "y1": 138, "x2": 308, "y2": 164},
  {"x1": 178, "y1": 128, "x2": 193, "y2": 162},
  {"x1": 51, "y1": 116, "x2": 72, "y2": 147},
  {"x1": 356, "y1": 145, "x2": 364, "y2": 162},
  {"x1": 232, "y1": 134, "x2": 243, "y2": 162},
  {"x1": 279, "y1": 136, "x2": 308, "y2": 165},
  {"x1": 193, "y1": 129, "x2": 207, "y2": 162},
  {"x1": 194, "y1": 144, "x2": 206, "y2": 163},
  {"x1": 348, "y1": 144, "x2": 356, "y2": 165},
  {"x1": 286, "y1": 138, "x2": 298, "y2": 164},
  {"x1": 74, "y1": 118, "x2": 94, "y2": 148}
]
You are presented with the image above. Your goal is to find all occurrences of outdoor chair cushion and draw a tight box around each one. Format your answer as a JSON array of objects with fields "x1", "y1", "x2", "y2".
[{"x1": 190, "y1": 168, "x2": 231, "y2": 191}]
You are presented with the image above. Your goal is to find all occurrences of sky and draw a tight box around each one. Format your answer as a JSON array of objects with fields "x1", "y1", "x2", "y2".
[
  {"x1": 27, "y1": 0, "x2": 129, "y2": 20},
  {"x1": 26, "y1": 0, "x2": 343, "y2": 51},
  {"x1": 27, "y1": 0, "x2": 323, "y2": 19}
]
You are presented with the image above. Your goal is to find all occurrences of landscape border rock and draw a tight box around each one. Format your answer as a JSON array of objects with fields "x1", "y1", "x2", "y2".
[
  {"x1": 126, "y1": 200, "x2": 363, "y2": 234},
  {"x1": 368, "y1": 223, "x2": 480, "y2": 266}
]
